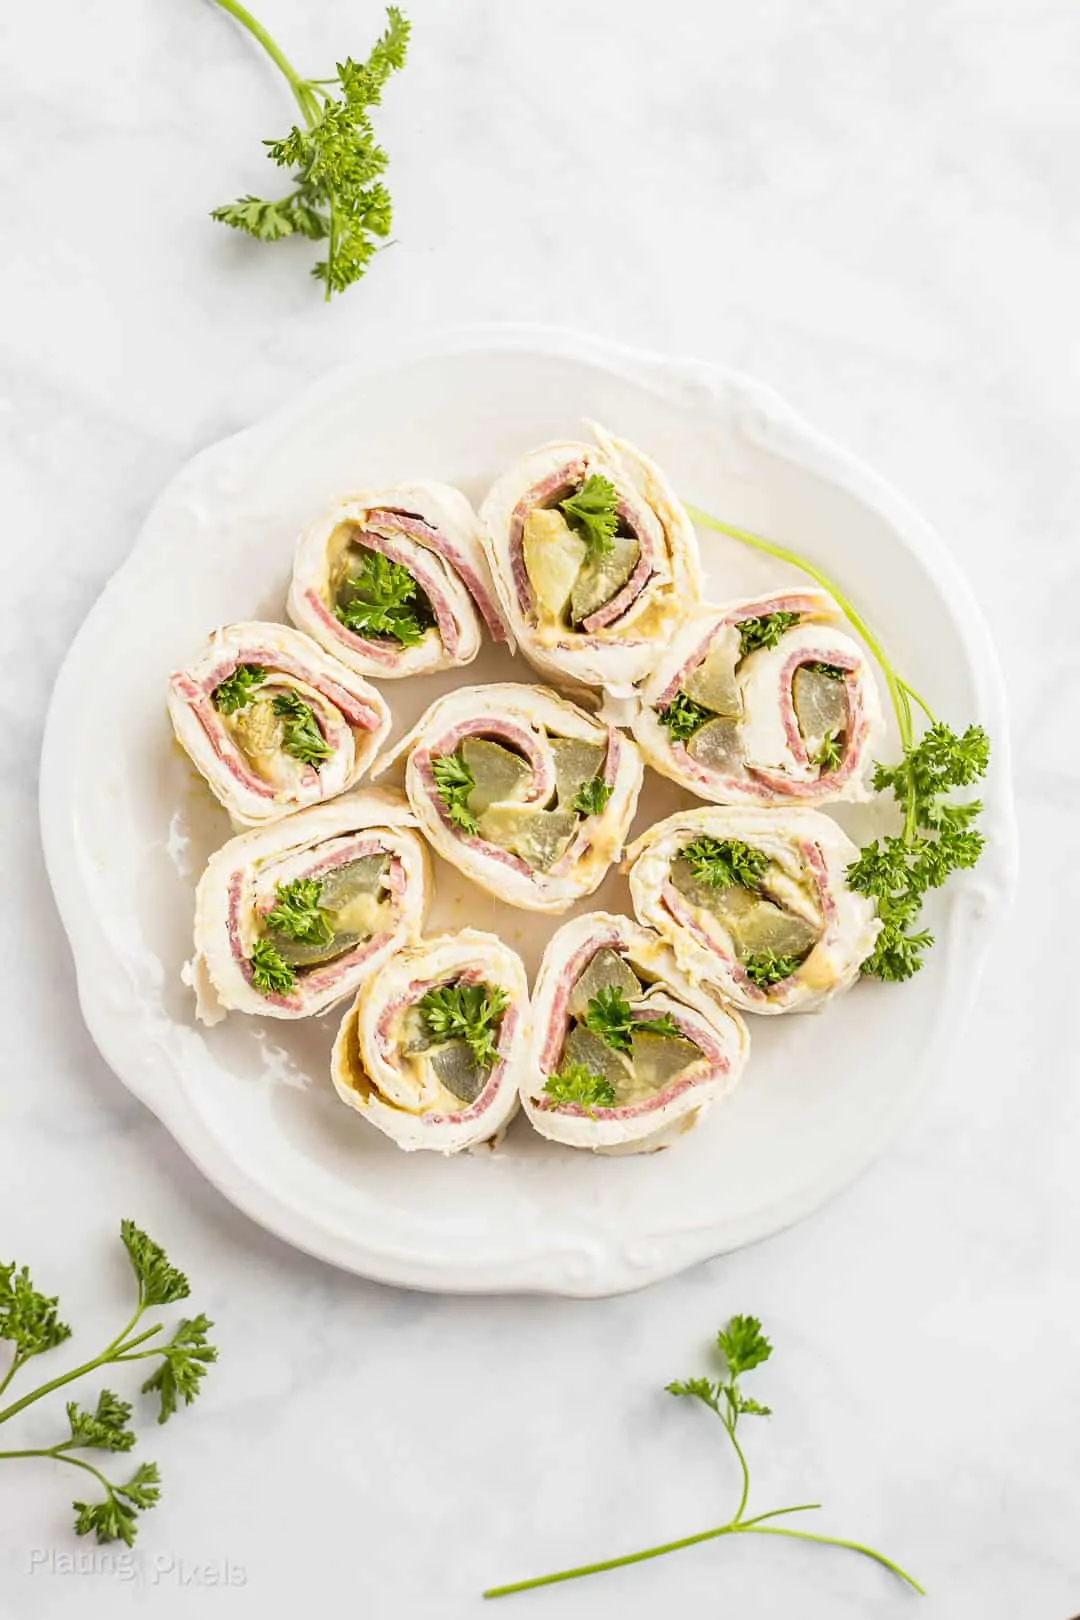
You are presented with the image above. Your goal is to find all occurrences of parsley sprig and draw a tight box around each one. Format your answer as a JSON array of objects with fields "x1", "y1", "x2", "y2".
[
  {"x1": 209, "y1": 1, "x2": 410, "y2": 300},
  {"x1": 688, "y1": 504, "x2": 991, "y2": 981},
  {"x1": 265, "y1": 878, "x2": 333, "y2": 946},
  {"x1": 743, "y1": 950, "x2": 802, "y2": 989},
  {"x1": 249, "y1": 936, "x2": 296, "y2": 996},
  {"x1": 431, "y1": 750, "x2": 479, "y2": 835},
  {"x1": 583, "y1": 987, "x2": 683, "y2": 1054},
  {"x1": 815, "y1": 729, "x2": 843, "y2": 772},
  {"x1": 272, "y1": 690, "x2": 332, "y2": 767},
  {"x1": 0, "y1": 1224, "x2": 217, "y2": 1546},
  {"x1": 484, "y1": 1314, "x2": 922, "y2": 1599},
  {"x1": 418, "y1": 982, "x2": 509, "y2": 1071},
  {"x1": 657, "y1": 692, "x2": 712, "y2": 743},
  {"x1": 572, "y1": 776, "x2": 612, "y2": 817},
  {"x1": 737, "y1": 611, "x2": 802, "y2": 657},
  {"x1": 335, "y1": 550, "x2": 426, "y2": 647},
  {"x1": 682, "y1": 836, "x2": 769, "y2": 891},
  {"x1": 542, "y1": 1063, "x2": 617, "y2": 1116},
  {"x1": 559, "y1": 476, "x2": 619, "y2": 558},
  {"x1": 212, "y1": 663, "x2": 266, "y2": 714}
]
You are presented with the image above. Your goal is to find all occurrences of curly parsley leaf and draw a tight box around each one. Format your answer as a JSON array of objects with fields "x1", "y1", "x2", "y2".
[
  {"x1": 66, "y1": 1391, "x2": 136, "y2": 1453},
  {"x1": 572, "y1": 776, "x2": 613, "y2": 817},
  {"x1": 718, "y1": 1314, "x2": 773, "y2": 1377},
  {"x1": 265, "y1": 878, "x2": 333, "y2": 945},
  {"x1": 418, "y1": 981, "x2": 509, "y2": 1071},
  {"x1": 272, "y1": 690, "x2": 332, "y2": 767},
  {"x1": 335, "y1": 549, "x2": 426, "y2": 646},
  {"x1": 0, "y1": 1263, "x2": 71, "y2": 1370},
  {"x1": 211, "y1": 663, "x2": 266, "y2": 714},
  {"x1": 559, "y1": 475, "x2": 619, "y2": 558},
  {"x1": 682, "y1": 837, "x2": 769, "y2": 891},
  {"x1": 806, "y1": 661, "x2": 847, "y2": 681},
  {"x1": 743, "y1": 950, "x2": 802, "y2": 989},
  {"x1": 73, "y1": 1462, "x2": 162, "y2": 1547},
  {"x1": 141, "y1": 1315, "x2": 218, "y2": 1425},
  {"x1": 849, "y1": 723, "x2": 989, "y2": 980},
  {"x1": 120, "y1": 1224, "x2": 191, "y2": 1310},
  {"x1": 210, "y1": 4, "x2": 410, "y2": 300},
  {"x1": 736, "y1": 611, "x2": 801, "y2": 658},
  {"x1": 656, "y1": 692, "x2": 712, "y2": 742},
  {"x1": 542, "y1": 1063, "x2": 617, "y2": 1116},
  {"x1": 431, "y1": 750, "x2": 479, "y2": 836},
  {"x1": 815, "y1": 729, "x2": 843, "y2": 772},
  {"x1": 583, "y1": 987, "x2": 685, "y2": 1053},
  {"x1": 248, "y1": 937, "x2": 296, "y2": 997}
]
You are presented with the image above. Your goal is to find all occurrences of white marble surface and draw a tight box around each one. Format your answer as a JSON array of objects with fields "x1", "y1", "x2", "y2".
[{"x1": 1, "y1": 0, "x2": 1076, "y2": 1615}]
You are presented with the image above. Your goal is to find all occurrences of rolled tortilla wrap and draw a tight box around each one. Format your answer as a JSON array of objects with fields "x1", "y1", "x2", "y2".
[
  {"x1": 479, "y1": 424, "x2": 702, "y2": 694},
  {"x1": 373, "y1": 682, "x2": 645, "y2": 914},
  {"x1": 632, "y1": 589, "x2": 884, "y2": 806},
  {"x1": 184, "y1": 789, "x2": 430, "y2": 1024},
  {"x1": 168, "y1": 621, "x2": 391, "y2": 828},
  {"x1": 288, "y1": 483, "x2": 509, "y2": 678},
  {"x1": 626, "y1": 805, "x2": 880, "y2": 1015},
  {"x1": 521, "y1": 911, "x2": 749, "y2": 1154},
  {"x1": 331, "y1": 929, "x2": 528, "y2": 1154}
]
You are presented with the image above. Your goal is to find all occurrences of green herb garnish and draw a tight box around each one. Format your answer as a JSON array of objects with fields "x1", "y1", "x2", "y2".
[
  {"x1": 542, "y1": 1063, "x2": 617, "y2": 1115},
  {"x1": 431, "y1": 750, "x2": 479, "y2": 835},
  {"x1": 847, "y1": 723, "x2": 989, "y2": 980},
  {"x1": 272, "y1": 690, "x2": 332, "y2": 767},
  {"x1": 736, "y1": 611, "x2": 802, "y2": 658},
  {"x1": 248, "y1": 937, "x2": 296, "y2": 996},
  {"x1": 335, "y1": 550, "x2": 426, "y2": 646},
  {"x1": 806, "y1": 661, "x2": 847, "y2": 680},
  {"x1": 814, "y1": 729, "x2": 843, "y2": 772},
  {"x1": 582, "y1": 987, "x2": 684, "y2": 1054},
  {"x1": 209, "y1": 1, "x2": 410, "y2": 300},
  {"x1": 0, "y1": 1223, "x2": 217, "y2": 1546},
  {"x1": 211, "y1": 663, "x2": 266, "y2": 714},
  {"x1": 687, "y1": 503, "x2": 991, "y2": 982},
  {"x1": 559, "y1": 475, "x2": 619, "y2": 558},
  {"x1": 656, "y1": 692, "x2": 712, "y2": 742},
  {"x1": 418, "y1": 981, "x2": 509, "y2": 1071},
  {"x1": 265, "y1": 878, "x2": 333, "y2": 945},
  {"x1": 682, "y1": 837, "x2": 769, "y2": 891},
  {"x1": 742, "y1": 950, "x2": 803, "y2": 989},
  {"x1": 572, "y1": 776, "x2": 613, "y2": 817},
  {"x1": 484, "y1": 1313, "x2": 922, "y2": 1600}
]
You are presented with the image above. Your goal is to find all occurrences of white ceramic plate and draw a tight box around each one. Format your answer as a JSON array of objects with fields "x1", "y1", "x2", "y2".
[{"x1": 40, "y1": 327, "x2": 1016, "y2": 1297}]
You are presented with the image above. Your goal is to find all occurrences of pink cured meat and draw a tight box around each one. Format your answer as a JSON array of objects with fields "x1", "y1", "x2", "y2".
[
  {"x1": 507, "y1": 460, "x2": 587, "y2": 615},
  {"x1": 371, "y1": 510, "x2": 509, "y2": 643}
]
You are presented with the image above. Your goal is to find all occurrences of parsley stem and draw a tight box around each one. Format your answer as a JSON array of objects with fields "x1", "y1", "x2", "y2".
[
  {"x1": 0, "y1": 1355, "x2": 25, "y2": 1399},
  {"x1": 0, "y1": 1314, "x2": 160, "y2": 1428},
  {"x1": 740, "y1": 1524, "x2": 925, "y2": 1594},
  {"x1": 0, "y1": 1446, "x2": 113, "y2": 1494},
  {"x1": 725, "y1": 1418, "x2": 752, "y2": 1521},
  {"x1": 211, "y1": 0, "x2": 319, "y2": 125}
]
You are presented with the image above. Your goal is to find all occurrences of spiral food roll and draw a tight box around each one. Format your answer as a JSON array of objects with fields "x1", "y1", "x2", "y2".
[
  {"x1": 168, "y1": 622, "x2": 391, "y2": 827},
  {"x1": 632, "y1": 590, "x2": 883, "y2": 806},
  {"x1": 626, "y1": 806, "x2": 880, "y2": 1015},
  {"x1": 521, "y1": 912, "x2": 749, "y2": 1154},
  {"x1": 184, "y1": 790, "x2": 430, "y2": 1024},
  {"x1": 331, "y1": 930, "x2": 528, "y2": 1154},
  {"x1": 375, "y1": 683, "x2": 645, "y2": 913},
  {"x1": 479, "y1": 424, "x2": 702, "y2": 693},
  {"x1": 288, "y1": 483, "x2": 509, "y2": 679}
]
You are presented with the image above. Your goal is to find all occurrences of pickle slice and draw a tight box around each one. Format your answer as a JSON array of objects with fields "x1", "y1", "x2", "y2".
[
  {"x1": 522, "y1": 508, "x2": 587, "y2": 619},
  {"x1": 569, "y1": 531, "x2": 640, "y2": 623},
  {"x1": 461, "y1": 737, "x2": 532, "y2": 815},
  {"x1": 550, "y1": 737, "x2": 606, "y2": 808},
  {"x1": 476, "y1": 805, "x2": 577, "y2": 870},
  {"x1": 428, "y1": 1040, "x2": 486, "y2": 1105},
  {"x1": 230, "y1": 695, "x2": 283, "y2": 774},
  {"x1": 682, "y1": 626, "x2": 742, "y2": 716},
  {"x1": 272, "y1": 930, "x2": 362, "y2": 968},
  {"x1": 320, "y1": 855, "x2": 387, "y2": 911},
  {"x1": 793, "y1": 665, "x2": 848, "y2": 740},
  {"x1": 686, "y1": 717, "x2": 743, "y2": 773},
  {"x1": 568, "y1": 948, "x2": 642, "y2": 1021},
  {"x1": 630, "y1": 1030, "x2": 703, "y2": 1091},
  {"x1": 561, "y1": 1025, "x2": 632, "y2": 1093}
]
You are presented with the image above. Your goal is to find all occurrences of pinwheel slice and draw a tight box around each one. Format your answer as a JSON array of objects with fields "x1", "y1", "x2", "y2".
[
  {"x1": 521, "y1": 912, "x2": 749, "y2": 1154},
  {"x1": 479, "y1": 424, "x2": 702, "y2": 694},
  {"x1": 374, "y1": 682, "x2": 645, "y2": 913},
  {"x1": 331, "y1": 930, "x2": 528, "y2": 1154},
  {"x1": 633, "y1": 589, "x2": 884, "y2": 806},
  {"x1": 288, "y1": 482, "x2": 509, "y2": 678},
  {"x1": 626, "y1": 805, "x2": 881, "y2": 1015},
  {"x1": 168, "y1": 622, "x2": 391, "y2": 827},
  {"x1": 184, "y1": 789, "x2": 430, "y2": 1024}
]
